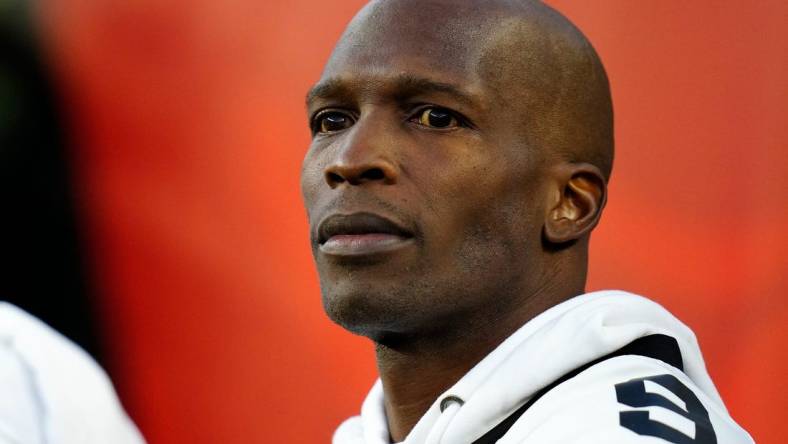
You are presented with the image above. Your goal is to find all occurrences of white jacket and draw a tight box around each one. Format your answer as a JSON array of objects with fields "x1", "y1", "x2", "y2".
[
  {"x1": 333, "y1": 290, "x2": 754, "y2": 444},
  {"x1": 0, "y1": 303, "x2": 145, "y2": 444}
]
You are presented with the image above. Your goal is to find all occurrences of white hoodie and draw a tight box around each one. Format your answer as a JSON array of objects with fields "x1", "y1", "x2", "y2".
[
  {"x1": 333, "y1": 290, "x2": 754, "y2": 444},
  {"x1": 0, "y1": 303, "x2": 145, "y2": 444}
]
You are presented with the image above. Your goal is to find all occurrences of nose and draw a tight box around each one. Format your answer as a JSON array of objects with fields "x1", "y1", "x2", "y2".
[
  {"x1": 323, "y1": 119, "x2": 399, "y2": 188},
  {"x1": 325, "y1": 162, "x2": 398, "y2": 187}
]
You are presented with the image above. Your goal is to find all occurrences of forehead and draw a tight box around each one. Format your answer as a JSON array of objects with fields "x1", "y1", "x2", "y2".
[
  {"x1": 329, "y1": 2, "x2": 490, "y2": 68},
  {"x1": 312, "y1": 0, "x2": 515, "y2": 104}
]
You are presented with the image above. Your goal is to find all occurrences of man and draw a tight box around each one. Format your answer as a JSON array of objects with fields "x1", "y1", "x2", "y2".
[
  {"x1": 0, "y1": 2, "x2": 144, "y2": 442},
  {"x1": 301, "y1": 0, "x2": 753, "y2": 443}
]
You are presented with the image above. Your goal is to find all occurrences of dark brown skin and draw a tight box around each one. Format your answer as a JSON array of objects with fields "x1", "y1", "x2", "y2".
[{"x1": 301, "y1": 0, "x2": 613, "y2": 441}]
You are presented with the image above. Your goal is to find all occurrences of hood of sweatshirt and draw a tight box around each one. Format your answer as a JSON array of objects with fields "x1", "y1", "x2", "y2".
[{"x1": 333, "y1": 290, "x2": 726, "y2": 444}]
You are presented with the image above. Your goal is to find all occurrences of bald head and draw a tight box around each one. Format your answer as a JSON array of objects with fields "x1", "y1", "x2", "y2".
[
  {"x1": 325, "y1": 0, "x2": 614, "y2": 180},
  {"x1": 302, "y1": 0, "x2": 613, "y2": 345},
  {"x1": 303, "y1": 5, "x2": 615, "y2": 437}
]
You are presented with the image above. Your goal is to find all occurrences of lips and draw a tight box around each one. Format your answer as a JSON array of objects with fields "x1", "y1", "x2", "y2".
[
  {"x1": 318, "y1": 212, "x2": 412, "y2": 244},
  {"x1": 316, "y1": 212, "x2": 415, "y2": 256}
]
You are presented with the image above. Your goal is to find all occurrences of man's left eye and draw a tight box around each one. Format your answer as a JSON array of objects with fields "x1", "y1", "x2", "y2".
[{"x1": 411, "y1": 107, "x2": 459, "y2": 129}]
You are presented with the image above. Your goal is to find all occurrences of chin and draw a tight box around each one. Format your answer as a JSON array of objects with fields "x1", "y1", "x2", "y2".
[
  {"x1": 322, "y1": 289, "x2": 393, "y2": 338},
  {"x1": 319, "y1": 279, "x2": 418, "y2": 339}
]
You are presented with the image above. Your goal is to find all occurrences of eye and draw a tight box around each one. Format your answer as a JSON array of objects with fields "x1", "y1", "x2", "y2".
[
  {"x1": 313, "y1": 110, "x2": 355, "y2": 134},
  {"x1": 411, "y1": 107, "x2": 459, "y2": 129}
]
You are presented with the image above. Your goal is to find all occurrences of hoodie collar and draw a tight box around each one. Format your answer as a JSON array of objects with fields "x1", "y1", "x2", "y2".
[{"x1": 352, "y1": 290, "x2": 720, "y2": 444}]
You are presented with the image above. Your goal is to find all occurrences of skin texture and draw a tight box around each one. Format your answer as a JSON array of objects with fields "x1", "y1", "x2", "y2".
[{"x1": 301, "y1": 0, "x2": 613, "y2": 440}]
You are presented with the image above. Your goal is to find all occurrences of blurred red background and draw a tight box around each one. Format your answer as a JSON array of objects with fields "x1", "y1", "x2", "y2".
[{"x1": 34, "y1": 0, "x2": 786, "y2": 442}]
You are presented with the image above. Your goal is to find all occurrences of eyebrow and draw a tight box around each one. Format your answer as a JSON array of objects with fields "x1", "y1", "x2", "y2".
[
  {"x1": 305, "y1": 74, "x2": 481, "y2": 109},
  {"x1": 305, "y1": 79, "x2": 354, "y2": 107}
]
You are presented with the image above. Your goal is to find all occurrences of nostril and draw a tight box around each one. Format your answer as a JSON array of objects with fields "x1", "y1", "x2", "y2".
[
  {"x1": 326, "y1": 172, "x2": 345, "y2": 184},
  {"x1": 324, "y1": 164, "x2": 396, "y2": 187},
  {"x1": 360, "y1": 168, "x2": 385, "y2": 181}
]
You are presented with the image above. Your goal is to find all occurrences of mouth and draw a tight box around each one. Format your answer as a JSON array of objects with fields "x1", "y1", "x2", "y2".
[{"x1": 317, "y1": 212, "x2": 415, "y2": 257}]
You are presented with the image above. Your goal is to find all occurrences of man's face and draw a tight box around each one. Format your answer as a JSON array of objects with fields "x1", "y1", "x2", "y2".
[{"x1": 301, "y1": 2, "x2": 552, "y2": 340}]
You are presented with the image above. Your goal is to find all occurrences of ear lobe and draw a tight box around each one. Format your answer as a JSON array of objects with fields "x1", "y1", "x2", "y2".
[{"x1": 543, "y1": 164, "x2": 607, "y2": 245}]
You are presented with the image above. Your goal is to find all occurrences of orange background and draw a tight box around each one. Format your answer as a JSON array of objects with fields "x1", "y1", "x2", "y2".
[{"x1": 37, "y1": 1, "x2": 786, "y2": 442}]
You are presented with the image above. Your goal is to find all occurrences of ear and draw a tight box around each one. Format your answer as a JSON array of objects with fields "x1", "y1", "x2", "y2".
[{"x1": 543, "y1": 163, "x2": 607, "y2": 245}]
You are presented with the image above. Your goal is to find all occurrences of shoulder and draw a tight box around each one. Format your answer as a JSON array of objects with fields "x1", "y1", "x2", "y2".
[
  {"x1": 0, "y1": 342, "x2": 45, "y2": 443},
  {"x1": 0, "y1": 302, "x2": 145, "y2": 443},
  {"x1": 499, "y1": 355, "x2": 753, "y2": 444}
]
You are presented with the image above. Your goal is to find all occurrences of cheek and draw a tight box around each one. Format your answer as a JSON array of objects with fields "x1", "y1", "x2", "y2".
[
  {"x1": 300, "y1": 147, "x2": 325, "y2": 214},
  {"x1": 419, "y1": 150, "x2": 545, "y2": 269},
  {"x1": 456, "y1": 188, "x2": 541, "y2": 272}
]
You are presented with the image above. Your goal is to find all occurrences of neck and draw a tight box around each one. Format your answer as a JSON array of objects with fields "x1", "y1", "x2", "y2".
[
  {"x1": 375, "y1": 278, "x2": 584, "y2": 442},
  {"x1": 375, "y1": 329, "x2": 503, "y2": 442}
]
